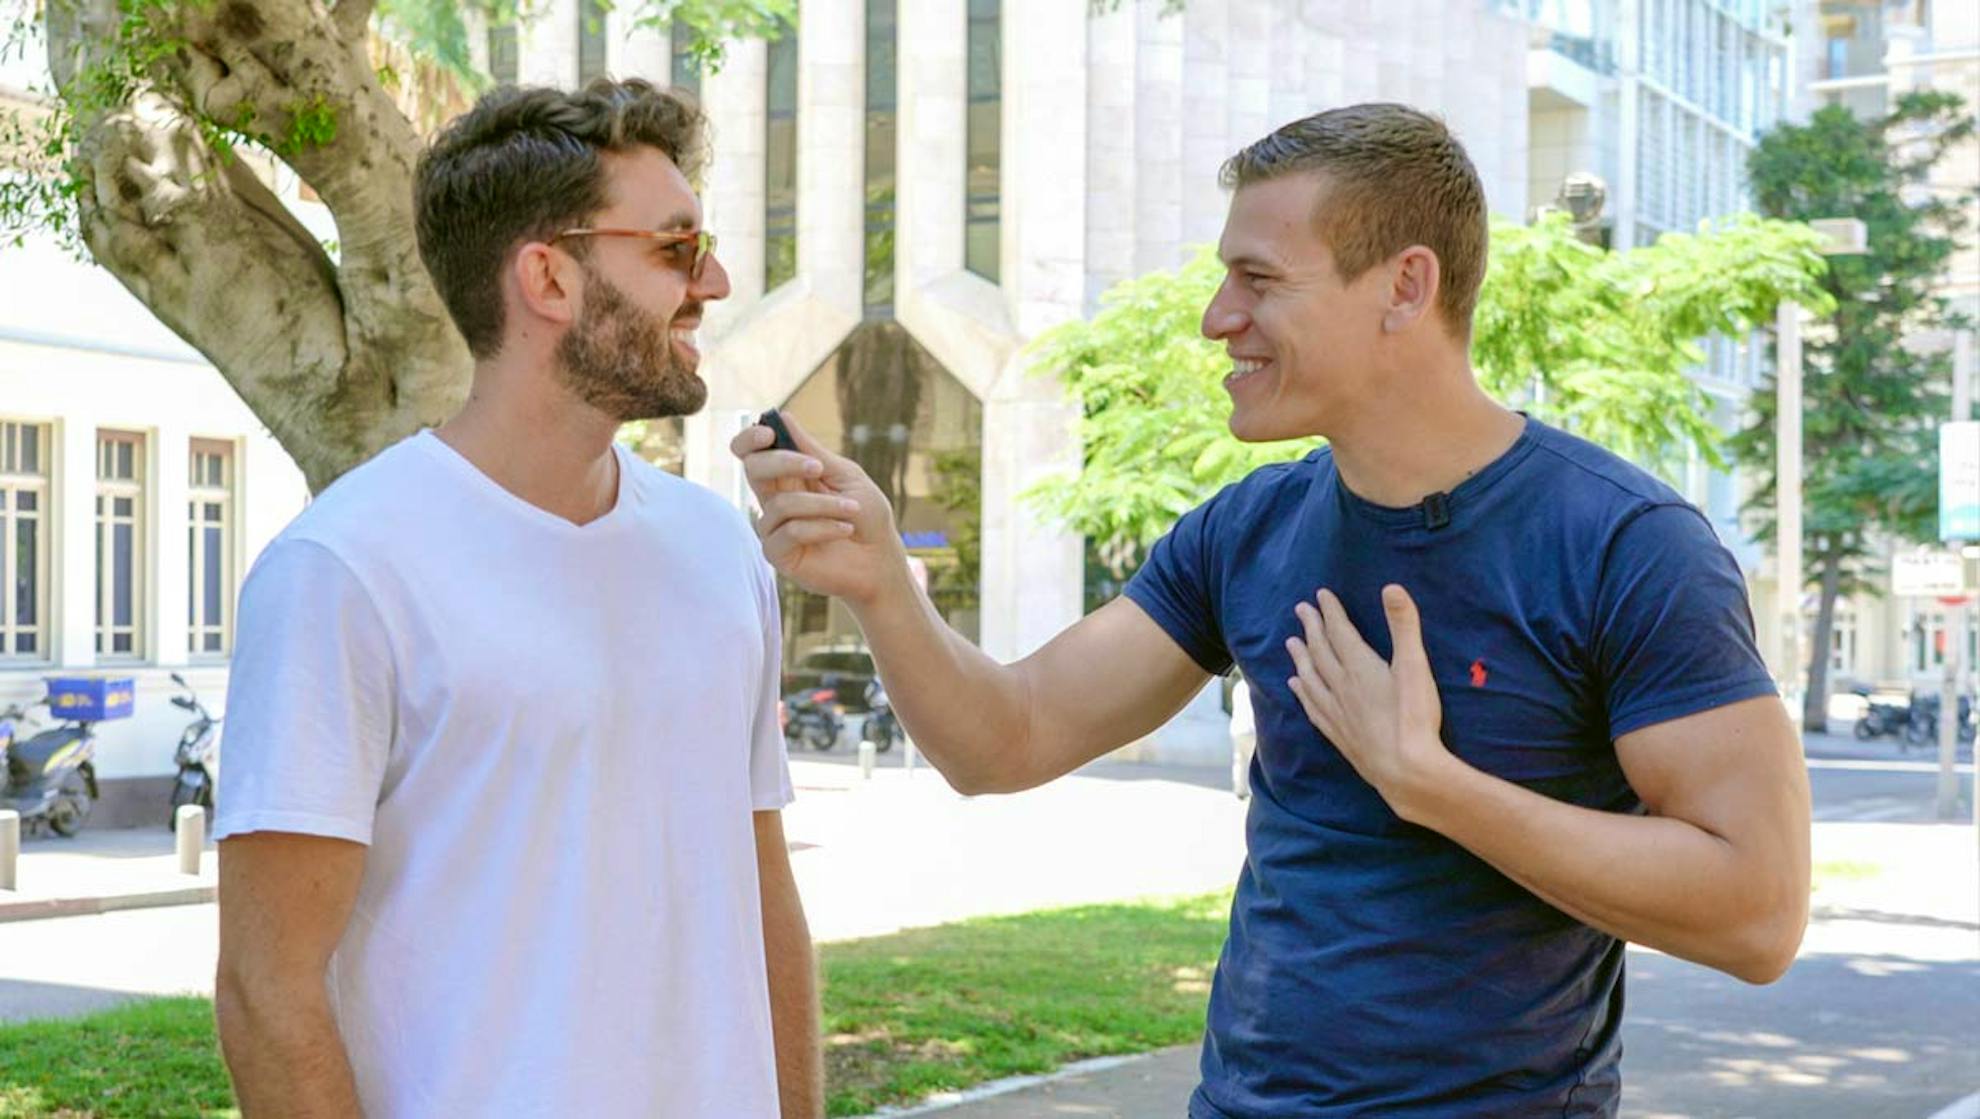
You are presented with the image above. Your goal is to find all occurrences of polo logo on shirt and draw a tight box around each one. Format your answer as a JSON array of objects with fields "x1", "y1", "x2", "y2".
[{"x1": 1470, "y1": 659, "x2": 1488, "y2": 688}]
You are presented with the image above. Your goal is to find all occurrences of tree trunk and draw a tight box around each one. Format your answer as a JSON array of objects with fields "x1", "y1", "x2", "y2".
[
  {"x1": 1804, "y1": 550, "x2": 1844, "y2": 734},
  {"x1": 43, "y1": 0, "x2": 471, "y2": 494}
]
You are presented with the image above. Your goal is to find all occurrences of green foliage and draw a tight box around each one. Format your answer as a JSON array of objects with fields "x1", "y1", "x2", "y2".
[
  {"x1": 1477, "y1": 211, "x2": 1833, "y2": 469},
  {"x1": 376, "y1": 0, "x2": 798, "y2": 86},
  {"x1": 927, "y1": 445, "x2": 983, "y2": 614},
  {"x1": 279, "y1": 94, "x2": 339, "y2": 156},
  {"x1": 1024, "y1": 247, "x2": 1316, "y2": 576},
  {"x1": 1730, "y1": 93, "x2": 1976, "y2": 599},
  {"x1": 1027, "y1": 216, "x2": 1834, "y2": 570},
  {"x1": 0, "y1": 893, "x2": 1234, "y2": 1119}
]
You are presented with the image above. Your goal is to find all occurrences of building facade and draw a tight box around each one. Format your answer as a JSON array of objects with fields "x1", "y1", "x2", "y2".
[
  {"x1": 490, "y1": 0, "x2": 1535, "y2": 760},
  {"x1": 0, "y1": 80, "x2": 313, "y2": 823}
]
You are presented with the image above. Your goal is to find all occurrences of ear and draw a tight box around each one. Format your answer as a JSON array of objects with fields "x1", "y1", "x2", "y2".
[
  {"x1": 1382, "y1": 245, "x2": 1442, "y2": 334},
  {"x1": 512, "y1": 241, "x2": 583, "y2": 330}
]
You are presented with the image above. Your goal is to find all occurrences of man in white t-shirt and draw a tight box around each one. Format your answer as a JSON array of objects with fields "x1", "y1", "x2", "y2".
[{"x1": 213, "y1": 79, "x2": 820, "y2": 1118}]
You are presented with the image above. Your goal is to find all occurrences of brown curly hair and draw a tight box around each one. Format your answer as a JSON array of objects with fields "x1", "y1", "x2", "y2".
[{"x1": 414, "y1": 78, "x2": 709, "y2": 359}]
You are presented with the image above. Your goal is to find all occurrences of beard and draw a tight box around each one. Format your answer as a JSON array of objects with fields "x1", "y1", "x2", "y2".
[{"x1": 554, "y1": 265, "x2": 707, "y2": 422}]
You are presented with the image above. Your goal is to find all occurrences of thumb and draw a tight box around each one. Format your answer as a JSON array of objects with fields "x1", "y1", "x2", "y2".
[{"x1": 1382, "y1": 584, "x2": 1429, "y2": 673}]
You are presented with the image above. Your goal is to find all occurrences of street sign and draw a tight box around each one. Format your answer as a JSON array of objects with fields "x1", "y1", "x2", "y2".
[
  {"x1": 1941, "y1": 421, "x2": 1980, "y2": 540},
  {"x1": 1894, "y1": 551, "x2": 1968, "y2": 597}
]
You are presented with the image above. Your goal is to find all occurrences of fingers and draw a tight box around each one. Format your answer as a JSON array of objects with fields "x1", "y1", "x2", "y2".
[
  {"x1": 756, "y1": 490, "x2": 861, "y2": 542},
  {"x1": 730, "y1": 415, "x2": 876, "y2": 502},
  {"x1": 1294, "y1": 600, "x2": 1348, "y2": 686},
  {"x1": 1314, "y1": 588, "x2": 1376, "y2": 670},
  {"x1": 1285, "y1": 636, "x2": 1342, "y2": 739},
  {"x1": 760, "y1": 516, "x2": 857, "y2": 568},
  {"x1": 1381, "y1": 585, "x2": 1429, "y2": 672},
  {"x1": 779, "y1": 412, "x2": 868, "y2": 488},
  {"x1": 739, "y1": 446, "x2": 826, "y2": 498},
  {"x1": 728, "y1": 422, "x2": 772, "y2": 460}
]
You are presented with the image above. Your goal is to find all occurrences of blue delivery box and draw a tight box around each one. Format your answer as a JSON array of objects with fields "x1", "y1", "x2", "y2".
[{"x1": 44, "y1": 676, "x2": 137, "y2": 722}]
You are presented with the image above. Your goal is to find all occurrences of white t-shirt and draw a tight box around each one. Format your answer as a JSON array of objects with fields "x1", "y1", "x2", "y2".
[{"x1": 215, "y1": 432, "x2": 794, "y2": 1118}]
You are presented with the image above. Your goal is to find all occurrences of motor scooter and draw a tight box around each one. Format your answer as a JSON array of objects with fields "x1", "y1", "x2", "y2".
[{"x1": 167, "y1": 671, "x2": 221, "y2": 830}]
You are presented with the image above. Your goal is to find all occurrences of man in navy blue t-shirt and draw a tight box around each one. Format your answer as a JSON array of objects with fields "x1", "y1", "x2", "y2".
[{"x1": 734, "y1": 104, "x2": 1812, "y2": 1116}]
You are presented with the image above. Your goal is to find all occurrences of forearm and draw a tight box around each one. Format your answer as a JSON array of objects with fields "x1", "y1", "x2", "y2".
[
  {"x1": 215, "y1": 975, "x2": 364, "y2": 1117},
  {"x1": 1406, "y1": 763, "x2": 1808, "y2": 983},
  {"x1": 847, "y1": 574, "x2": 1034, "y2": 794},
  {"x1": 760, "y1": 855, "x2": 821, "y2": 1117}
]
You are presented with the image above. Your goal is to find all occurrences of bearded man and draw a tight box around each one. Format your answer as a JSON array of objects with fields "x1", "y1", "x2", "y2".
[{"x1": 213, "y1": 79, "x2": 820, "y2": 1119}]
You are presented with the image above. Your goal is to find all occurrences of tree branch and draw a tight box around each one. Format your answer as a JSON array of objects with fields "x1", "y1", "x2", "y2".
[
  {"x1": 70, "y1": 92, "x2": 360, "y2": 488},
  {"x1": 45, "y1": 0, "x2": 470, "y2": 487},
  {"x1": 161, "y1": 0, "x2": 470, "y2": 431},
  {"x1": 332, "y1": 0, "x2": 377, "y2": 42}
]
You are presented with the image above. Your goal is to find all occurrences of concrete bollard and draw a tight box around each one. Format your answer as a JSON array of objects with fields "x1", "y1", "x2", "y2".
[
  {"x1": 858, "y1": 739, "x2": 876, "y2": 779},
  {"x1": 175, "y1": 805, "x2": 206, "y2": 876},
  {"x1": 903, "y1": 736, "x2": 916, "y2": 777},
  {"x1": 0, "y1": 810, "x2": 17, "y2": 892}
]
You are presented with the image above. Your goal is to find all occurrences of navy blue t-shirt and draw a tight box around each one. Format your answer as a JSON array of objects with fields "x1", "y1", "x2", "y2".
[{"x1": 1124, "y1": 416, "x2": 1776, "y2": 1118}]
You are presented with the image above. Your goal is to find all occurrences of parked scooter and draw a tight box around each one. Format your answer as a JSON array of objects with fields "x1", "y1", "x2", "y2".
[
  {"x1": 167, "y1": 672, "x2": 221, "y2": 831},
  {"x1": 1850, "y1": 685, "x2": 1911, "y2": 741},
  {"x1": 861, "y1": 678, "x2": 898, "y2": 753},
  {"x1": 1902, "y1": 691, "x2": 1976, "y2": 751},
  {"x1": 2, "y1": 681, "x2": 116, "y2": 837},
  {"x1": 782, "y1": 686, "x2": 845, "y2": 752}
]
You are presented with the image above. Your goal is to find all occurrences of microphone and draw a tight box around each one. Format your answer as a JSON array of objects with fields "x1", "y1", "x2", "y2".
[{"x1": 1422, "y1": 491, "x2": 1451, "y2": 531}]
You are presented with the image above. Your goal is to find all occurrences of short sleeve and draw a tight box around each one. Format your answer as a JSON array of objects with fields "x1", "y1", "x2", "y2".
[
  {"x1": 213, "y1": 538, "x2": 397, "y2": 845},
  {"x1": 1593, "y1": 505, "x2": 1778, "y2": 739},
  {"x1": 747, "y1": 557, "x2": 796, "y2": 811},
  {"x1": 1124, "y1": 495, "x2": 1232, "y2": 676}
]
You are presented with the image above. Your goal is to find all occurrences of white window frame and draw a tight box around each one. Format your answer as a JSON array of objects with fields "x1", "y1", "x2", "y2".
[
  {"x1": 1, "y1": 419, "x2": 53, "y2": 663},
  {"x1": 95, "y1": 429, "x2": 148, "y2": 661},
  {"x1": 188, "y1": 439, "x2": 236, "y2": 659}
]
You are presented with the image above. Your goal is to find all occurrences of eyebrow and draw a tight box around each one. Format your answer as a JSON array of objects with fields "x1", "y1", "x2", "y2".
[{"x1": 1221, "y1": 252, "x2": 1282, "y2": 273}]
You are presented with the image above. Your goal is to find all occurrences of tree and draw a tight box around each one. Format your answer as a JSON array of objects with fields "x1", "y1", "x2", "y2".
[
  {"x1": 1026, "y1": 212, "x2": 1834, "y2": 581},
  {"x1": 1730, "y1": 92, "x2": 1975, "y2": 732},
  {"x1": 0, "y1": 0, "x2": 792, "y2": 493}
]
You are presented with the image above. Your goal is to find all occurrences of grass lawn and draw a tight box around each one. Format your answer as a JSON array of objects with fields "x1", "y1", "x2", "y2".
[{"x1": 0, "y1": 891, "x2": 1232, "y2": 1118}]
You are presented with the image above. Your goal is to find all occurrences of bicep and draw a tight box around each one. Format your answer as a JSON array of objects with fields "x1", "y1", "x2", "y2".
[
  {"x1": 1615, "y1": 696, "x2": 1809, "y2": 857},
  {"x1": 1013, "y1": 596, "x2": 1213, "y2": 786},
  {"x1": 217, "y1": 832, "x2": 366, "y2": 985}
]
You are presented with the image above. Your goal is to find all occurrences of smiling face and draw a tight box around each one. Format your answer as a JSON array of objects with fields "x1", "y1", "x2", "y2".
[
  {"x1": 553, "y1": 146, "x2": 732, "y2": 422},
  {"x1": 1201, "y1": 173, "x2": 1396, "y2": 444}
]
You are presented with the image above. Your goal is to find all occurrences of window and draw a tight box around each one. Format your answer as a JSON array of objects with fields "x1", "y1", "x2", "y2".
[
  {"x1": 95, "y1": 431, "x2": 146, "y2": 659},
  {"x1": 1826, "y1": 607, "x2": 1857, "y2": 677},
  {"x1": 964, "y1": 0, "x2": 1001, "y2": 282},
  {"x1": 864, "y1": 0, "x2": 898, "y2": 316},
  {"x1": 188, "y1": 441, "x2": 235, "y2": 658},
  {"x1": 578, "y1": 0, "x2": 610, "y2": 85},
  {"x1": 765, "y1": 18, "x2": 800, "y2": 291},
  {"x1": 0, "y1": 420, "x2": 50, "y2": 660},
  {"x1": 488, "y1": 22, "x2": 518, "y2": 84},
  {"x1": 670, "y1": 16, "x2": 702, "y2": 98}
]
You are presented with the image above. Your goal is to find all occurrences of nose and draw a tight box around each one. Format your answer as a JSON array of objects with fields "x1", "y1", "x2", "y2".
[
  {"x1": 693, "y1": 251, "x2": 733, "y2": 302},
  {"x1": 1201, "y1": 276, "x2": 1250, "y2": 342}
]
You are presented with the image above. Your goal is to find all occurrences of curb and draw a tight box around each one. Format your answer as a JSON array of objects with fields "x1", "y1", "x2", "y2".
[
  {"x1": 0, "y1": 885, "x2": 215, "y2": 924},
  {"x1": 860, "y1": 1053, "x2": 1154, "y2": 1117}
]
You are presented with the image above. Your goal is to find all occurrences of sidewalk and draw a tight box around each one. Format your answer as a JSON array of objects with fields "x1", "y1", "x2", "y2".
[
  {"x1": 894, "y1": 816, "x2": 1980, "y2": 1119},
  {"x1": 0, "y1": 825, "x2": 215, "y2": 924},
  {"x1": 2, "y1": 728, "x2": 1955, "y2": 929}
]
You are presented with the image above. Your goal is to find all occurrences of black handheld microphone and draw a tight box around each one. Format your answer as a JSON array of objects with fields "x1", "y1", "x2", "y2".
[{"x1": 758, "y1": 408, "x2": 797, "y2": 452}]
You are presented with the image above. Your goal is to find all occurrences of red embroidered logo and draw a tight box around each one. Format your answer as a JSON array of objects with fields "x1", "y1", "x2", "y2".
[{"x1": 1469, "y1": 659, "x2": 1488, "y2": 688}]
